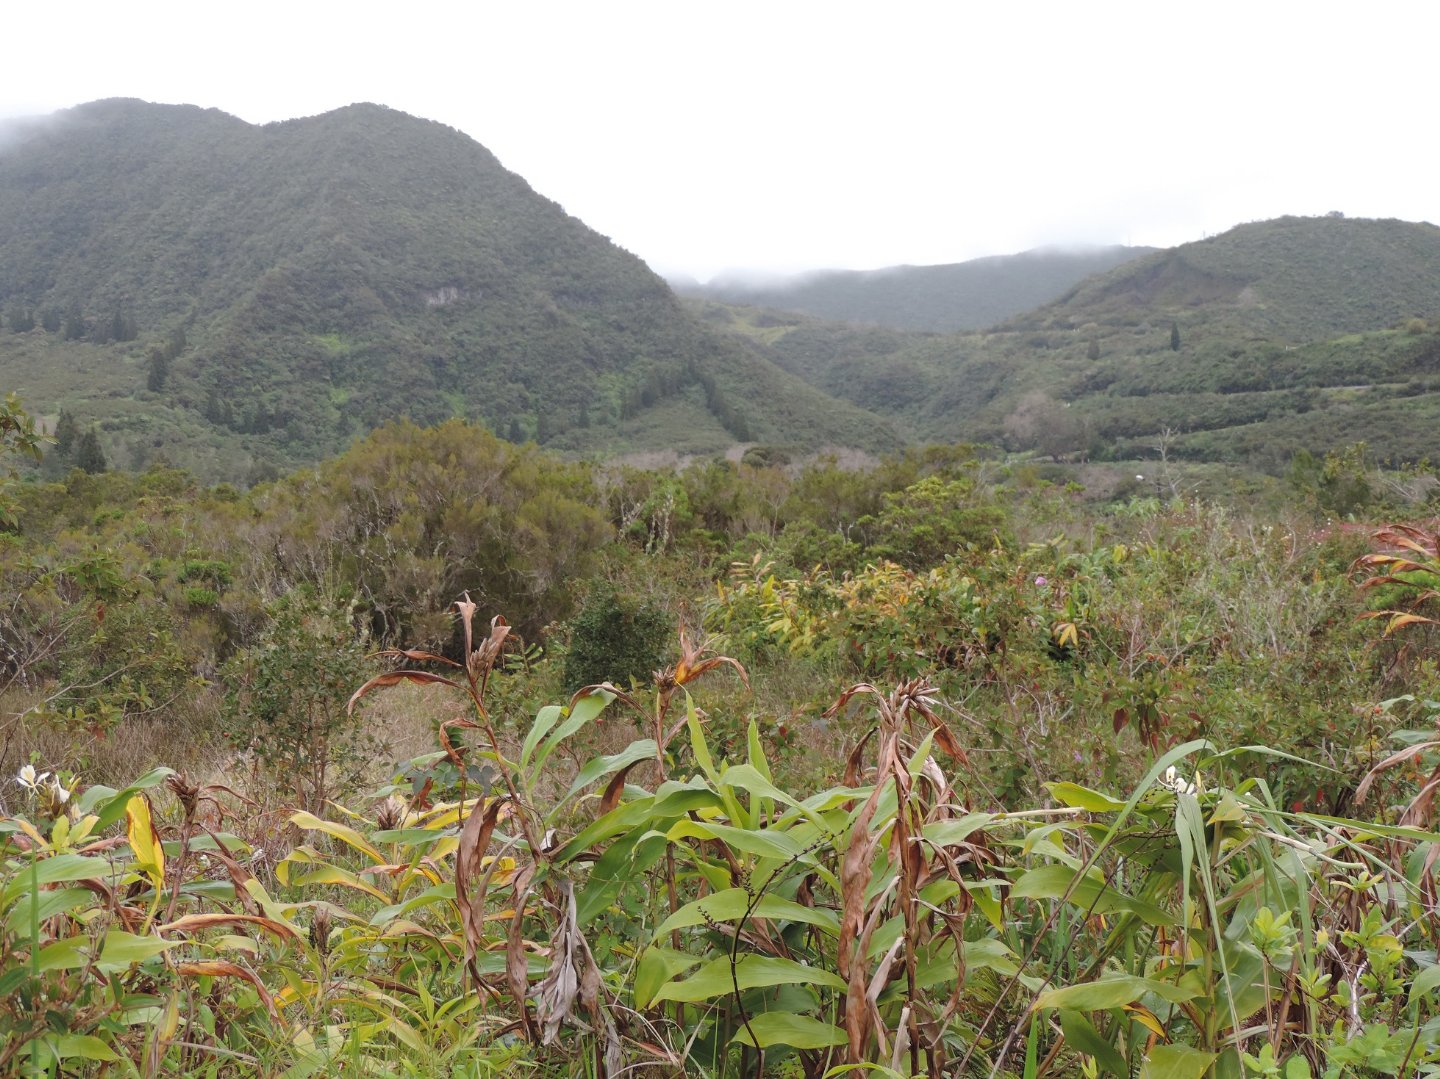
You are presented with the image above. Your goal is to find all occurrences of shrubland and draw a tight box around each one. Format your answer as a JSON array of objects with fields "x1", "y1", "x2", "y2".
[{"x1": 6, "y1": 405, "x2": 1440, "y2": 1075}]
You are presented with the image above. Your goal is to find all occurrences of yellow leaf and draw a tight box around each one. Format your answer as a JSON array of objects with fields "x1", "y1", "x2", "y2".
[
  {"x1": 1124, "y1": 1002, "x2": 1167, "y2": 1039},
  {"x1": 125, "y1": 795, "x2": 165, "y2": 886}
]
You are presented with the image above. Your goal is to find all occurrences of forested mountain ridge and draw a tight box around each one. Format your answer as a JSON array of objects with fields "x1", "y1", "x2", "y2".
[
  {"x1": 1012, "y1": 214, "x2": 1440, "y2": 341},
  {"x1": 0, "y1": 99, "x2": 897, "y2": 480},
  {"x1": 671, "y1": 244, "x2": 1156, "y2": 332},
  {"x1": 697, "y1": 215, "x2": 1440, "y2": 468}
]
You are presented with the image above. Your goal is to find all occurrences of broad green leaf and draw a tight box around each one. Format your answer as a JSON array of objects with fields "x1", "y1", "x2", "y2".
[
  {"x1": 922, "y1": 813, "x2": 998, "y2": 847},
  {"x1": 368, "y1": 827, "x2": 452, "y2": 847},
  {"x1": 746, "y1": 717, "x2": 773, "y2": 782},
  {"x1": 1138, "y1": 1044, "x2": 1217, "y2": 1079},
  {"x1": 653, "y1": 954, "x2": 845, "y2": 1003},
  {"x1": 287, "y1": 864, "x2": 390, "y2": 902},
  {"x1": 84, "y1": 767, "x2": 176, "y2": 831},
  {"x1": 1036, "y1": 974, "x2": 1197, "y2": 1010},
  {"x1": 1411, "y1": 962, "x2": 1440, "y2": 1006},
  {"x1": 370, "y1": 882, "x2": 455, "y2": 926},
  {"x1": 2, "y1": 854, "x2": 113, "y2": 904},
  {"x1": 551, "y1": 795, "x2": 659, "y2": 864},
  {"x1": 964, "y1": 937, "x2": 1020, "y2": 976},
  {"x1": 529, "y1": 690, "x2": 615, "y2": 775},
  {"x1": 688, "y1": 694, "x2": 720, "y2": 784},
  {"x1": 557, "y1": 739, "x2": 657, "y2": 809},
  {"x1": 634, "y1": 946, "x2": 706, "y2": 1008},
  {"x1": 666, "y1": 819, "x2": 806, "y2": 862},
  {"x1": 730, "y1": 1012, "x2": 846, "y2": 1050},
  {"x1": 36, "y1": 936, "x2": 91, "y2": 972},
  {"x1": 577, "y1": 831, "x2": 668, "y2": 926},
  {"x1": 721, "y1": 763, "x2": 807, "y2": 812},
  {"x1": 5, "y1": 887, "x2": 92, "y2": 934},
  {"x1": 96, "y1": 930, "x2": 178, "y2": 972},
  {"x1": 650, "y1": 786, "x2": 725, "y2": 818},
  {"x1": 1046, "y1": 782, "x2": 1126, "y2": 812},
  {"x1": 1012, "y1": 863, "x2": 1175, "y2": 926},
  {"x1": 1060, "y1": 1008, "x2": 1128, "y2": 1076},
  {"x1": 520, "y1": 704, "x2": 564, "y2": 772},
  {"x1": 48, "y1": 1034, "x2": 119, "y2": 1062},
  {"x1": 656, "y1": 887, "x2": 840, "y2": 937},
  {"x1": 1207, "y1": 792, "x2": 1247, "y2": 824},
  {"x1": 1284, "y1": 1056, "x2": 1314, "y2": 1079}
]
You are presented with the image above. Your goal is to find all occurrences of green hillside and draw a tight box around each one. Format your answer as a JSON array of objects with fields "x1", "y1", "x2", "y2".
[
  {"x1": 673, "y1": 245, "x2": 1155, "y2": 332},
  {"x1": 701, "y1": 216, "x2": 1440, "y2": 468},
  {"x1": 0, "y1": 99, "x2": 897, "y2": 480},
  {"x1": 1018, "y1": 214, "x2": 1440, "y2": 340}
]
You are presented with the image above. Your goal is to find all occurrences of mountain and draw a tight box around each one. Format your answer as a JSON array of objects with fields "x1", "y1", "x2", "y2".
[
  {"x1": 0, "y1": 99, "x2": 897, "y2": 481},
  {"x1": 697, "y1": 216, "x2": 1440, "y2": 469},
  {"x1": 671, "y1": 246, "x2": 1156, "y2": 333},
  {"x1": 1009, "y1": 214, "x2": 1440, "y2": 341}
]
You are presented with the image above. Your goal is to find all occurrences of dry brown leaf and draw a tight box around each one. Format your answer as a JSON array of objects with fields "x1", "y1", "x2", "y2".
[
  {"x1": 506, "y1": 862, "x2": 539, "y2": 1042},
  {"x1": 347, "y1": 670, "x2": 462, "y2": 714},
  {"x1": 159, "y1": 912, "x2": 298, "y2": 941},
  {"x1": 536, "y1": 881, "x2": 581, "y2": 1045},
  {"x1": 368, "y1": 647, "x2": 462, "y2": 667},
  {"x1": 439, "y1": 715, "x2": 483, "y2": 767},
  {"x1": 1355, "y1": 740, "x2": 1440, "y2": 804},
  {"x1": 455, "y1": 796, "x2": 509, "y2": 979},
  {"x1": 456, "y1": 594, "x2": 478, "y2": 657},
  {"x1": 599, "y1": 762, "x2": 643, "y2": 817},
  {"x1": 839, "y1": 781, "x2": 883, "y2": 1063}
]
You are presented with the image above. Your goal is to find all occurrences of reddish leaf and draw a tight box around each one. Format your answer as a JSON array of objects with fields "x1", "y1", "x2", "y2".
[
  {"x1": 368, "y1": 647, "x2": 462, "y2": 668},
  {"x1": 506, "y1": 863, "x2": 539, "y2": 1042},
  {"x1": 347, "y1": 670, "x2": 461, "y2": 714},
  {"x1": 160, "y1": 912, "x2": 299, "y2": 941},
  {"x1": 455, "y1": 797, "x2": 508, "y2": 972},
  {"x1": 599, "y1": 761, "x2": 643, "y2": 817}
]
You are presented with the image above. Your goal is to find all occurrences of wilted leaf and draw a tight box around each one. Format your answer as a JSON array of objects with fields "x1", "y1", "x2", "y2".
[
  {"x1": 159, "y1": 912, "x2": 299, "y2": 941},
  {"x1": 455, "y1": 796, "x2": 509, "y2": 979},
  {"x1": 347, "y1": 670, "x2": 461, "y2": 714},
  {"x1": 505, "y1": 862, "x2": 538, "y2": 1041}
]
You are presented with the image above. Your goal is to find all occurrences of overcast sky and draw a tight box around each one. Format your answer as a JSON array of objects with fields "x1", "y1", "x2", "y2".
[{"x1": 4, "y1": 1, "x2": 1437, "y2": 280}]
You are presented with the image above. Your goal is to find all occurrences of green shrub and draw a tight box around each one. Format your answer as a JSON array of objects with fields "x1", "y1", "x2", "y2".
[
  {"x1": 219, "y1": 590, "x2": 375, "y2": 811},
  {"x1": 562, "y1": 588, "x2": 671, "y2": 691}
]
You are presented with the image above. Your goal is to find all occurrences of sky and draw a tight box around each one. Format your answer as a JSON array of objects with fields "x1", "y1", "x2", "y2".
[{"x1": 4, "y1": 1, "x2": 1438, "y2": 281}]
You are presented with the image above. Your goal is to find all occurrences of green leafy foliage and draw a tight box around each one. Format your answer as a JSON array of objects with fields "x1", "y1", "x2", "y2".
[
  {"x1": 562, "y1": 588, "x2": 672, "y2": 691},
  {"x1": 220, "y1": 591, "x2": 375, "y2": 812}
]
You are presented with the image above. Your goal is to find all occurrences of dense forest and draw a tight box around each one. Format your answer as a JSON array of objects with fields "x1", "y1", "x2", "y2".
[{"x1": 6, "y1": 389, "x2": 1440, "y2": 1075}]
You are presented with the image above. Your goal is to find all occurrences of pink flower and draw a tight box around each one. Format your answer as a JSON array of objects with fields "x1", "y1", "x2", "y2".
[{"x1": 1034, "y1": 576, "x2": 1048, "y2": 587}]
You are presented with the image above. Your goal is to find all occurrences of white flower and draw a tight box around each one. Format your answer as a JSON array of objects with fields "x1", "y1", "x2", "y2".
[
  {"x1": 1161, "y1": 766, "x2": 1196, "y2": 795},
  {"x1": 48, "y1": 777, "x2": 70, "y2": 804},
  {"x1": 16, "y1": 764, "x2": 50, "y2": 791}
]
